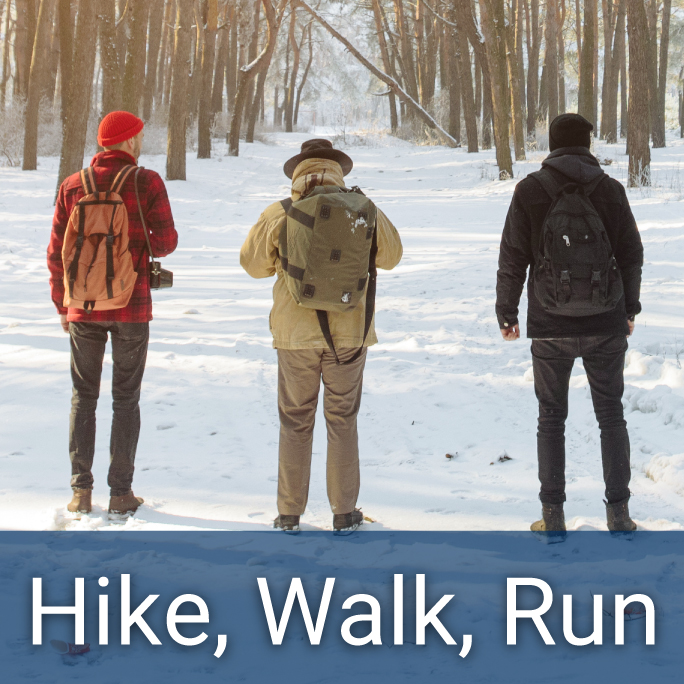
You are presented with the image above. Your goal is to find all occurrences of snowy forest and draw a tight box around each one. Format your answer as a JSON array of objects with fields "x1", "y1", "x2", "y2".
[
  {"x1": 0, "y1": 1, "x2": 684, "y2": 186},
  {"x1": 4, "y1": 2, "x2": 684, "y2": 535}
]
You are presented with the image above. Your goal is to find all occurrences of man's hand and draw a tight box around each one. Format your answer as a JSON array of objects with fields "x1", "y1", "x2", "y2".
[
  {"x1": 500, "y1": 324, "x2": 520, "y2": 341},
  {"x1": 60, "y1": 314, "x2": 69, "y2": 333},
  {"x1": 627, "y1": 318, "x2": 635, "y2": 337}
]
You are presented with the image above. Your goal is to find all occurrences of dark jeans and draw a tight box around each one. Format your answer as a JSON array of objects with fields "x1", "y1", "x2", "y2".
[
  {"x1": 531, "y1": 335, "x2": 630, "y2": 506},
  {"x1": 69, "y1": 321, "x2": 149, "y2": 496}
]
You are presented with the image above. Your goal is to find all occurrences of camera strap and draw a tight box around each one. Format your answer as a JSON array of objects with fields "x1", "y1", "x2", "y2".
[{"x1": 134, "y1": 167, "x2": 157, "y2": 267}]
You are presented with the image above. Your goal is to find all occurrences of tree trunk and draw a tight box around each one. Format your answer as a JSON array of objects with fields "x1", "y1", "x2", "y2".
[
  {"x1": 454, "y1": 1, "x2": 493, "y2": 148},
  {"x1": 23, "y1": 0, "x2": 55, "y2": 171},
  {"x1": 0, "y1": 0, "x2": 11, "y2": 110},
  {"x1": 14, "y1": 0, "x2": 32, "y2": 99},
  {"x1": 474, "y1": 51, "x2": 482, "y2": 120},
  {"x1": 599, "y1": 0, "x2": 613, "y2": 136},
  {"x1": 544, "y1": 0, "x2": 559, "y2": 124},
  {"x1": 116, "y1": 0, "x2": 128, "y2": 72},
  {"x1": 679, "y1": 66, "x2": 684, "y2": 138},
  {"x1": 198, "y1": 0, "x2": 218, "y2": 158},
  {"x1": 444, "y1": 20, "x2": 460, "y2": 144},
  {"x1": 285, "y1": 3, "x2": 300, "y2": 132},
  {"x1": 557, "y1": 0, "x2": 566, "y2": 113},
  {"x1": 99, "y1": 0, "x2": 121, "y2": 117},
  {"x1": 627, "y1": 0, "x2": 651, "y2": 186},
  {"x1": 393, "y1": 0, "x2": 419, "y2": 113},
  {"x1": 453, "y1": 7, "x2": 477, "y2": 152},
  {"x1": 575, "y1": 0, "x2": 581, "y2": 71},
  {"x1": 142, "y1": 0, "x2": 166, "y2": 121},
  {"x1": 187, "y1": 8, "x2": 202, "y2": 122},
  {"x1": 56, "y1": 0, "x2": 99, "y2": 194},
  {"x1": 372, "y1": 0, "x2": 397, "y2": 133},
  {"x1": 516, "y1": 0, "x2": 526, "y2": 118},
  {"x1": 122, "y1": 0, "x2": 150, "y2": 116},
  {"x1": 578, "y1": 0, "x2": 595, "y2": 126},
  {"x1": 293, "y1": 22, "x2": 313, "y2": 126},
  {"x1": 419, "y1": 3, "x2": 438, "y2": 108},
  {"x1": 58, "y1": 0, "x2": 75, "y2": 128},
  {"x1": 480, "y1": 0, "x2": 513, "y2": 179},
  {"x1": 226, "y1": 2, "x2": 238, "y2": 112},
  {"x1": 652, "y1": 0, "x2": 671, "y2": 148},
  {"x1": 242, "y1": 0, "x2": 262, "y2": 129},
  {"x1": 603, "y1": 0, "x2": 625, "y2": 143},
  {"x1": 163, "y1": 2, "x2": 175, "y2": 106},
  {"x1": 156, "y1": 0, "x2": 173, "y2": 109},
  {"x1": 538, "y1": 63, "x2": 548, "y2": 123},
  {"x1": 525, "y1": 0, "x2": 541, "y2": 136},
  {"x1": 228, "y1": 0, "x2": 288, "y2": 156},
  {"x1": 45, "y1": 3, "x2": 61, "y2": 105},
  {"x1": 166, "y1": 0, "x2": 194, "y2": 180},
  {"x1": 619, "y1": 13, "x2": 627, "y2": 138},
  {"x1": 506, "y1": 0, "x2": 526, "y2": 159},
  {"x1": 211, "y1": 9, "x2": 229, "y2": 115}
]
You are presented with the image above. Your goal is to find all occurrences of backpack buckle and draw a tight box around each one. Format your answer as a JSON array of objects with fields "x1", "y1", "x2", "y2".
[
  {"x1": 591, "y1": 270, "x2": 601, "y2": 283},
  {"x1": 560, "y1": 270, "x2": 571, "y2": 284}
]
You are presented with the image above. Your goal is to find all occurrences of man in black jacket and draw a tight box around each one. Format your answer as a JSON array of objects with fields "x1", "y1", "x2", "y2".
[{"x1": 496, "y1": 113, "x2": 644, "y2": 538}]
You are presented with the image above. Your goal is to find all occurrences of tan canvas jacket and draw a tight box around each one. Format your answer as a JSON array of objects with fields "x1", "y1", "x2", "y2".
[{"x1": 240, "y1": 158, "x2": 403, "y2": 350}]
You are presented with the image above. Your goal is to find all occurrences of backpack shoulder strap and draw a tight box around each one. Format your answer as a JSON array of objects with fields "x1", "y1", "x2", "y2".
[
  {"x1": 110, "y1": 165, "x2": 137, "y2": 195},
  {"x1": 529, "y1": 169, "x2": 562, "y2": 200},
  {"x1": 584, "y1": 172, "x2": 608, "y2": 196},
  {"x1": 79, "y1": 167, "x2": 98, "y2": 195},
  {"x1": 278, "y1": 198, "x2": 293, "y2": 274}
]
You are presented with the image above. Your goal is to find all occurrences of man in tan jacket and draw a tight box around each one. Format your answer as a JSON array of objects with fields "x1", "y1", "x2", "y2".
[{"x1": 240, "y1": 139, "x2": 403, "y2": 533}]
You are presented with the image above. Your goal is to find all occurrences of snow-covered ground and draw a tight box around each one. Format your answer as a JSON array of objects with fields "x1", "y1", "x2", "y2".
[{"x1": 2, "y1": 131, "x2": 684, "y2": 532}]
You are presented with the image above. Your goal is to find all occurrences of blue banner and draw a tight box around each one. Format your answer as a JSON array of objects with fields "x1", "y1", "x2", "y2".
[{"x1": 1, "y1": 531, "x2": 680, "y2": 683}]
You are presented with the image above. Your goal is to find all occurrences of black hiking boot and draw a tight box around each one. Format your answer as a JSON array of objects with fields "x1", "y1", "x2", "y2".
[
  {"x1": 333, "y1": 508, "x2": 364, "y2": 535},
  {"x1": 530, "y1": 503, "x2": 567, "y2": 544},
  {"x1": 274, "y1": 514, "x2": 300, "y2": 534},
  {"x1": 605, "y1": 500, "x2": 637, "y2": 538}
]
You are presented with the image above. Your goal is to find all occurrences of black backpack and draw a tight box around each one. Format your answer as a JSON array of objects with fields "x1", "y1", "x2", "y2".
[{"x1": 530, "y1": 169, "x2": 624, "y2": 317}]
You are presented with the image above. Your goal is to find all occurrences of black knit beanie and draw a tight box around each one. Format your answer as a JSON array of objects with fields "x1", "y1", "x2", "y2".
[{"x1": 548, "y1": 113, "x2": 593, "y2": 151}]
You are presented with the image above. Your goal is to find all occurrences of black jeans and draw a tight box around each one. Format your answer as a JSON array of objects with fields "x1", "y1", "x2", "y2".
[
  {"x1": 69, "y1": 322, "x2": 149, "y2": 496},
  {"x1": 531, "y1": 335, "x2": 630, "y2": 506}
]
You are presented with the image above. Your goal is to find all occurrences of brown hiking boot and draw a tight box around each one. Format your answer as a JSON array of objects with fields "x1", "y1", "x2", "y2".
[
  {"x1": 67, "y1": 488, "x2": 92, "y2": 514},
  {"x1": 274, "y1": 514, "x2": 300, "y2": 533},
  {"x1": 108, "y1": 491, "x2": 144, "y2": 515},
  {"x1": 333, "y1": 508, "x2": 364, "y2": 535},
  {"x1": 530, "y1": 503, "x2": 566, "y2": 543}
]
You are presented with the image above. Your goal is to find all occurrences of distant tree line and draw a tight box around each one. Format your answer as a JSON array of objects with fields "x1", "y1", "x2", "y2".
[{"x1": 0, "y1": 1, "x2": 680, "y2": 189}]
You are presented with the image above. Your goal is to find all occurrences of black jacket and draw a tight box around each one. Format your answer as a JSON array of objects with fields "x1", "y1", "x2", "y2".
[{"x1": 495, "y1": 147, "x2": 644, "y2": 339}]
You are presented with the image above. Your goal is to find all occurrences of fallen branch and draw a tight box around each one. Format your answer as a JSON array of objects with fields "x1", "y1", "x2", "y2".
[{"x1": 294, "y1": 0, "x2": 459, "y2": 148}]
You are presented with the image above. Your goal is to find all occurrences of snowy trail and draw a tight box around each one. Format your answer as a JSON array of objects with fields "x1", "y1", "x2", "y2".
[{"x1": 2, "y1": 132, "x2": 684, "y2": 531}]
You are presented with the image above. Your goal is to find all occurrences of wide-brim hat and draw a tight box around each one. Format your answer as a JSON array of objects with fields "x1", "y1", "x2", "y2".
[{"x1": 283, "y1": 138, "x2": 353, "y2": 179}]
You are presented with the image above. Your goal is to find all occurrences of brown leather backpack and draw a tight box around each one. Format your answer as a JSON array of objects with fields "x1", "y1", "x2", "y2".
[{"x1": 62, "y1": 165, "x2": 138, "y2": 313}]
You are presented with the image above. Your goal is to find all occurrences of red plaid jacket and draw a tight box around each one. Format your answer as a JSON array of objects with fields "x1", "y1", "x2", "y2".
[{"x1": 47, "y1": 150, "x2": 178, "y2": 322}]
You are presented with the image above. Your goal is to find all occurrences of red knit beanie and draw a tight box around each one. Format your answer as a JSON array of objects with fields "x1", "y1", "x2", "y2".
[{"x1": 97, "y1": 111, "x2": 144, "y2": 147}]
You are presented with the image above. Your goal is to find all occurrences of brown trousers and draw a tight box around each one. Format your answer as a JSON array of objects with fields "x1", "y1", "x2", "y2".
[{"x1": 276, "y1": 347, "x2": 367, "y2": 516}]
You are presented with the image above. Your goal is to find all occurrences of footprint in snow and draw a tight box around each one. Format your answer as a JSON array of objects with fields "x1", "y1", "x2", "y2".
[
  {"x1": 156, "y1": 422, "x2": 176, "y2": 431},
  {"x1": 183, "y1": 309, "x2": 200, "y2": 315}
]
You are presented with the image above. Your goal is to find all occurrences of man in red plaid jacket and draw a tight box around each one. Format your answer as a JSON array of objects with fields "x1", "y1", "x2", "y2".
[{"x1": 47, "y1": 111, "x2": 178, "y2": 517}]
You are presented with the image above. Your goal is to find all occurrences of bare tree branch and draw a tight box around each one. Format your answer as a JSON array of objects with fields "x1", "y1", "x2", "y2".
[{"x1": 294, "y1": 0, "x2": 459, "y2": 148}]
